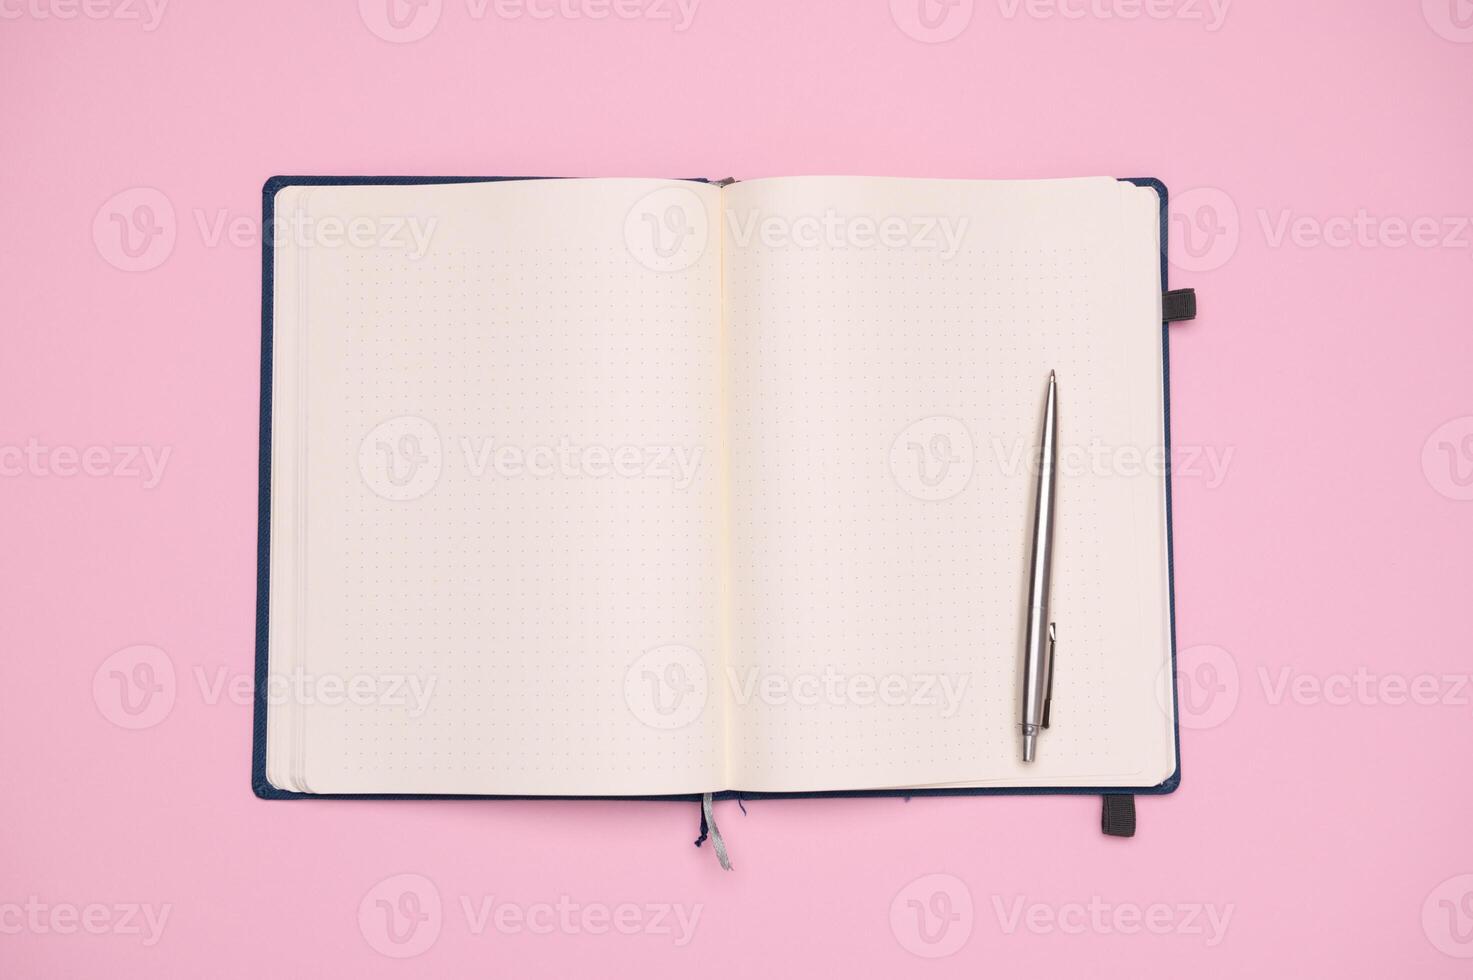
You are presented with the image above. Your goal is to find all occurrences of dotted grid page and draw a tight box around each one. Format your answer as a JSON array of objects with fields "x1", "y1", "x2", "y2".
[
  {"x1": 265, "y1": 179, "x2": 727, "y2": 795},
  {"x1": 721, "y1": 177, "x2": 1176, "y2": 792}
]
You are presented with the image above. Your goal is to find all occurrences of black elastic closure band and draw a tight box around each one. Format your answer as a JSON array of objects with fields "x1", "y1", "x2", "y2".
[
  {"x1": 694, "y1": 803, "x2": 710, "y2": 849},
  {"x1": 1101, "y1": 794, "x2": 1137, "y2": 837},
  {"x1": 1163, "y1": 288, "x2": 1197, "y2": 323}
]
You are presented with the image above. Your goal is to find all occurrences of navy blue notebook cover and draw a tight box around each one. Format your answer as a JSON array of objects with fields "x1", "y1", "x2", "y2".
[{"x1": 253, "y1": 175, "x2": 1182, "y2": 803}]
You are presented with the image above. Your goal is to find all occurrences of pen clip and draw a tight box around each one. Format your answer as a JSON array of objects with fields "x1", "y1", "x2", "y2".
[{"x1": 1042, "y1": 622, "x2": 1057, "y2": 729}]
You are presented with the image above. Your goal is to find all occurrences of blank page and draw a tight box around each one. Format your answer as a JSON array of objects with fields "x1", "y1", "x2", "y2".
[
  {"x1": 722, "y1": 176, "x2": 1176, "y2": 792},
  {"x1": 266, "y1": 179, "x2": 726, "y2": 795}
]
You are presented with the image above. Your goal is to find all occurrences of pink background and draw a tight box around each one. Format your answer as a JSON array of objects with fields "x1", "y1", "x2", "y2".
[{"x1": 4, "y1": 0, "x2": 1473, "y2": 975}]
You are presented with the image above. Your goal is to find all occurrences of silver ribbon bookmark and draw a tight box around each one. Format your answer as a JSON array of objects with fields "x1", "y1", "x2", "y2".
[{"x1": 699, "y1": 793, "x2": 732, "y2": 871}]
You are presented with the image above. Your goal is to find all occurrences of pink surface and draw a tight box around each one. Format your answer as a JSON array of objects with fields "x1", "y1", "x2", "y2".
[{"x1": 3, "y1": 0, "x2": 1472, "y2": 976}]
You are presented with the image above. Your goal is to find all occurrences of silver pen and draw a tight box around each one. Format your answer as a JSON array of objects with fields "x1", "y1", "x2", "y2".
[{"x1": 1020, "y1": 370, "x2": 1058, "y2": 763}]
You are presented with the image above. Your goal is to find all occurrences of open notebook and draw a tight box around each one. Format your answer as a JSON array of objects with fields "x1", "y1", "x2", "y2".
[{"x1": 254, "y1": 175, "x2": 1180, "y2": 800}]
